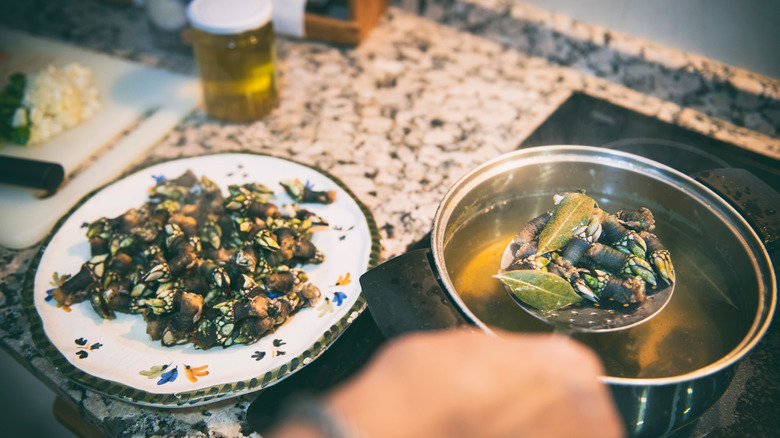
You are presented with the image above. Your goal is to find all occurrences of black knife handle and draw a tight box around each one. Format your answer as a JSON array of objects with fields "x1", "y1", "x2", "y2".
[{"x1": 0, "y1": 156, "x2": 65, "y2": 191}]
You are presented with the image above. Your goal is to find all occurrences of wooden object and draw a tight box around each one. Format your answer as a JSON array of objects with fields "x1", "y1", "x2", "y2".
[
  {"x1": 304, "y1": 0, "x2": 389, "y2": 46},
  {"x1": 53, "y1": 397, "x2": 106, "y2": 438}
]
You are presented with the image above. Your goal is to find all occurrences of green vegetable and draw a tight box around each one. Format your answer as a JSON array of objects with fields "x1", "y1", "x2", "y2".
[
  {"x1": 0, "y1": 72, "x2": 31, "y2": 145},
  {"x1": 536, "y1": 192, "x2": 595, "y2": 254},
  {"x1": 495, "y1": 270, "x2": 583, "y2": 311}
]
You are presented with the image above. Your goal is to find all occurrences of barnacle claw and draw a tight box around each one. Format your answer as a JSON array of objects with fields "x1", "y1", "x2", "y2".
[
  {"x1": 582, "y1": 270, "x2": 608, "y2": 294},
  {"x1": 585, "y1": 243, "x2": 656, "y2": 286},
  {"x1": 86, "y1": 254, "x2": 108, "y2": 279},
  {"x1": 505, "y1": 254, "x2": 549, "y2": 272},
  {"x1": 639, "y1": 231, "x2": 675, "y2": 285},
  {"x1": 623, "y1": 255, "x2": 656, "y2": 287},
  {"x1": 233, "y1": 321, "x2": 261, "y2": 346},
  {"x1": 225, "y1": 199, "x2": 246, "y2": 211},
  {"x1": 127, "y1": 297, "x2": 148, "y2": 314},
  {"x1": 199, "y1": 260, "x2": 230, "y2": 289},
  {"x1": 582, "y1": 270, "x2": 646, "y2": 304},
  {"x1": 242, "y1": 182, "x2": 274, "y2": 197},
  {"x1": 613, "y1": 232, "x2": 647, "y2": 259},
  {"x1": 572, "y1": 208, "x2": 604, "y2": 244},
  {"x1": 163, "y1": 223, "x2": 185, "y2": 249},
  {"x1": 225, "y1": 186, "x2": 252, "y2": 212},
  {"x1": 552, "y1": 190, "x2": 585, "y2": 205},
  {"x1": 548, "y1": 257, "x2": 598, "y2": 302},
  {"x1": 255, "y1": 258, "x2": 272, "y2": 279},
  {"x1": 253, "y1": 229, "x2": 280, "y2": 251},
  {"x1": 214, "y1": 300, "x2": 237, "y2": 321},
  {"x1": 572, "y1": 277, "x2": 599, "y2": 302},
  {"x1": 235, "y1": 274, "x2": 258, "y2": 299},
  {"x1": 280, "y1": 179, "x2": 336, "y2": 204},
  {"x1": 147, "y1": 299, "x2": 173, "y2": 315},
  {"x1": 509, "y1": 211, "x2": 552, "y2": 260},
  {"x1": 89, "y1": 288, "x2": 116, "y2": 319},
  {"x1": 143, "y1": 263, "x2": 171, "y2": 283},
  {"x1": 199, "y1": 221, "x2": 222, "y2": 249},
  {"x1": 155, "y1": 199, "x2": 180, "y2": 215},
  {"x1": 235, "y1": 246, "x2": 259, "y2": 274},
  {"x1": 198, "y1": 175, "x2": 220, "y2": 194},
  {"x1": 616, "y1": 207, "x2": 655, "y2": 231},
  {"x1": 143, "y1": 298, "x2": 169, "y2": 314},
  {"x1": 86, "y1": 217, "x2": 113, "y2": 240},
  {"x1": 648, "y1": 250, "x2": 675, "y2": 285},
  {"x1": 213, "y1": 315, "x2": 236, "y2": 346},
  {"x1": 280, "y1": 179, "x2": 304, "y2": 201},
  {"x1": 600, "y1": 215, "x2": 646, "y2": 259},
  {"x1": 138, "y1": 244, "x2": 163, "y2": 263},
  {"x1": 138, "y1": 286, "x2": 180, "y2": 315}
]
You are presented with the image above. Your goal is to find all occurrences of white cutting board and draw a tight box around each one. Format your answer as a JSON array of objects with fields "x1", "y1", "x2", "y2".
[{"x1": 0, "y1": 28, "x2": 200, "y2": 249}]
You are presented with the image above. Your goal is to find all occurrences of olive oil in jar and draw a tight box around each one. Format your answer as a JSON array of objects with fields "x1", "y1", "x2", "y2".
[{"x1": 187, "y1": 0, "x2": 278, "y2": 122}]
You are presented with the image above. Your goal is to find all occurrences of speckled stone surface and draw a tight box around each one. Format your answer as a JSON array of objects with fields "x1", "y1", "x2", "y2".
[{"x1": 1, "y1": 0, "x2": 778, "y2": 436}]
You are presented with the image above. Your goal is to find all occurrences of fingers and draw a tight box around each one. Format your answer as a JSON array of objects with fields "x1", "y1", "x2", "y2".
[
  {"x1": 494, "y1": 330, "x2": 625, "y2": 438},
  {"x1": 326, "y1": 329, "x2": 626, "y2": 438}
]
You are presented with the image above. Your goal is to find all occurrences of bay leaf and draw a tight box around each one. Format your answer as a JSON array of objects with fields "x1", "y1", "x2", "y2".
[
  {"x1": 536, "y1": 192, "x2": 595, "y2": 254},
  {"x1": 495, "y1": 270, "x2": 582, "y2": 311}
]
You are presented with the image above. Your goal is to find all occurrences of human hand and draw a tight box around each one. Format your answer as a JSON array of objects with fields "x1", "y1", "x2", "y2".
[
  {"x1": 268, "y1": 328, "x2": 625, "y2": 438},
  {"x1": 334, "y1": 328, "x2": 624, "y2": 438}
]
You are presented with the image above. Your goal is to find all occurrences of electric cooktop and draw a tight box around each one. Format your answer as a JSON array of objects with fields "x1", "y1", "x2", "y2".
[
  {"x1": 521, "y1": 92, "x2": 780, "y2": 189},
  {"x1": 247, "y1": 92, "x2": 780, "y2": 438}
]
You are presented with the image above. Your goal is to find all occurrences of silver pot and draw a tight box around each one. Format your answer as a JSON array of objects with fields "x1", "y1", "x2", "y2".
[{"x1": 361, "y1": 145, "x2": 777, "y2": 437}]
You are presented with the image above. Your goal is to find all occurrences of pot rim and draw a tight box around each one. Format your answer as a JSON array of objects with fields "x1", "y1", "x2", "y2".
[{"x1": 431, "y1": 145, "x2": 777, "y2": 386}]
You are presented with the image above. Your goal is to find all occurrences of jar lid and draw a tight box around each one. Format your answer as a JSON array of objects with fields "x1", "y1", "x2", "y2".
[{"x1": 186, "y1": 0, "x2": 273, "y2": 35}]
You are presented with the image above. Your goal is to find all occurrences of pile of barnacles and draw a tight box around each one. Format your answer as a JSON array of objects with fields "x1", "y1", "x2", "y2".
[
  {"x1": 502, "y1": 192, "x2": 675, "y2": 307},
  {"x1": 49, "y1": 171, "x2": 335, "y2": 349}
]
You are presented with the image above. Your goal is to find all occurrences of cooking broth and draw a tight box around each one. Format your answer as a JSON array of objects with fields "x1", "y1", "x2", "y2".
[{"x1": 444, "y1": 198, "x2": 744, "y2": 379}]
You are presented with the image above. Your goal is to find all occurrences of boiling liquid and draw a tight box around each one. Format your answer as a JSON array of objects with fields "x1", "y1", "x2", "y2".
[
  {"x1": 191, "y1": 23, "x2": 278, "y2": 122},
  {"x1": 445, "y1": 199, "x2": 742, "y2": 378}
]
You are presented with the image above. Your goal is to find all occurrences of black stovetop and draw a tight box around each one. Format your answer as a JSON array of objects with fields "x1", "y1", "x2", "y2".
[
  {"x1": 248, "y1": 92, "x2": 780, "y2": 437},
  {"x1": 520, "y1": 92, "x2": 780, "y2": 190}
]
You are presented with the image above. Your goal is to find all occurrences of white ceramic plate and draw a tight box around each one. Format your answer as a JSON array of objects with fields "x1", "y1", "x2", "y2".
[{"x1": 22, "y1": 153, "x2": 380, "y2": 407}]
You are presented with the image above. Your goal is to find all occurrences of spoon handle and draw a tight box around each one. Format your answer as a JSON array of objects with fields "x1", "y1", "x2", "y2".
[{"x1": 552, "y1": 326, "x2": 574, "y2": 336}]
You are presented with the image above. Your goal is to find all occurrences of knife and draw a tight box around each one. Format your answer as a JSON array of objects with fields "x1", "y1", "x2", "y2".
[
  {"x1": 0, "y1": 155, "x2": 64, "y2": 191},
  {"x1": 359, "y1": 249, "x2": 469, "y2": 339}
]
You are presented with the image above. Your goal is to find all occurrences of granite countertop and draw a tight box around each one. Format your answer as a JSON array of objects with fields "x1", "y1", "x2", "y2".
[{"x1": 1, "y1": 0, "x2": 779, "y2": 437}]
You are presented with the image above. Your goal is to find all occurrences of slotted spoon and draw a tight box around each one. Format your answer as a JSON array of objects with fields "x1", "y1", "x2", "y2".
[{"x1": 499, "y1": 242, "x2": 674, "y2": 333}]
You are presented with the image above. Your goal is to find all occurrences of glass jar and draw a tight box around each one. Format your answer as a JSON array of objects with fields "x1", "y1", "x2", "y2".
[{"x1": 186, "y1": 0, "x2": 278, "y2": 122}]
